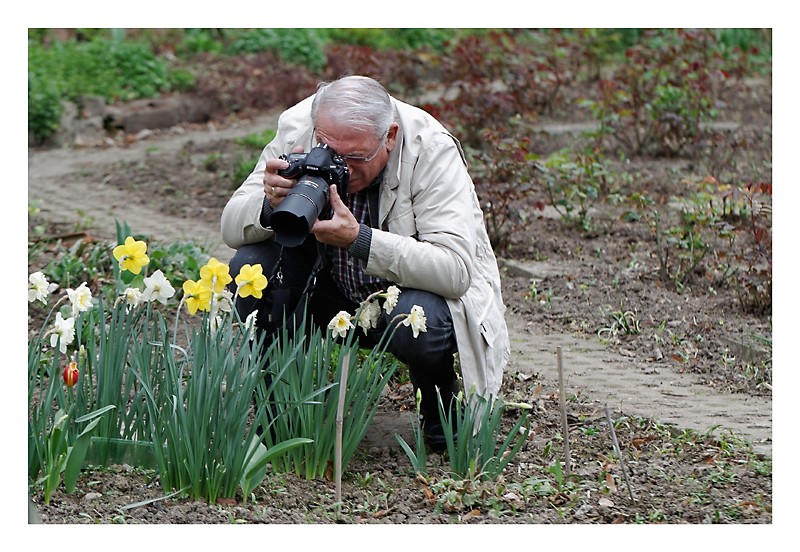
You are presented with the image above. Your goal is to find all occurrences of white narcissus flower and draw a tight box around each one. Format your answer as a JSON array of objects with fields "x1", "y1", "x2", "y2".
[
  {"x1": 244, "y1": 311, "x2": 258, "y2": 340},
  {"x1": 142, "y1": 270, "x2": 176, "y2": 304},
  {"x1": 67, "y1": 282, "x2": 93, "y2": 316},
  {"x1": 402, "y1": 305, "x2": 427, "y2": 338},
  {"x1": 49, "y1": 312, "x2": 76, "y2": 354},
  {"x1": 211, "y1": 288, "x2": 234, "y2": 318},
  {"x1": 328, "y1": 310, "x2": 355, "y2": 339},
  {"x1": 122, "y1": 287, "x2": 143, "y2": 310},
  {"x1": 28, "y1": 271, "x2": 58, "y2": 304},
  {"x1": 209, "y1": 315, "x2": 223, "y2": 336},
  {"x1": 383, "y1": 285, "x2": 401, "y2": 314},
  {"x1": 356, "y1": 300, "x2": 381, "y2": 333}
]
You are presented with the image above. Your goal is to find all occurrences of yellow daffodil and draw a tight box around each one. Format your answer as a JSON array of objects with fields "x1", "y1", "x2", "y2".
[
  {"x1": 113, "y1": 236, "x2": 150, "y2": 274},
  {"x1": 182, "y1": 279, "x2": 213, "y2": 315},
  {"x1": 402, "y1": 305, "x2": 427, "y2": 338},
  {"x1": 234, "y1": 264, "x2": 268, "y2": 299},
  {"x1": 328, "y1": 310, "x2": 354, "y2": 339},
  {"x1": 200, "y1": 257, "x2": 233, "y2": 293}
]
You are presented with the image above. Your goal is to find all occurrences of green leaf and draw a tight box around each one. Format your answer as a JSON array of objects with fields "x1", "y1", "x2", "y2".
[
  {"x1": 64, "y1": 406, "x2": 116, "y2": 493},
  {"x1": 75, "y1": 404, "x2": 117, "y2": 425},
  {"x1": 243, "y1": 437, "x2": 313, "y2": 485}
]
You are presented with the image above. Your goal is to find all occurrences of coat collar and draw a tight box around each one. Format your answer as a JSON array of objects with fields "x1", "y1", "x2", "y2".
[{"x1": 378, "y1": 103, "x2": 403, "y2": 228}]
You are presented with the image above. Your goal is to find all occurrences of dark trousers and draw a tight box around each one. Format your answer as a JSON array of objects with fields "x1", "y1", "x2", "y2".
[{"x1": 227, "y1": 238, "x2": 460, "y2": 418}]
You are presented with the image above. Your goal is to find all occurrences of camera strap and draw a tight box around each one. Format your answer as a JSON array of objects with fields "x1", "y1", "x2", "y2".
[{"x1": 264, "y1": 244, "x2": 324, "y2": 329}]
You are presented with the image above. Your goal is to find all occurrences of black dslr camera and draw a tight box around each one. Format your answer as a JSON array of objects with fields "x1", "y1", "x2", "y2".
[{"x1": 271, "y1": 144, "x2": 350, "y2": 247}]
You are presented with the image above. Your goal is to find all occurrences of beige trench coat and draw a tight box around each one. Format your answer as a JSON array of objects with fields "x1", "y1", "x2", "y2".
[{"x1": 221, "y1": 95, "x2": 510, "y2": 399}]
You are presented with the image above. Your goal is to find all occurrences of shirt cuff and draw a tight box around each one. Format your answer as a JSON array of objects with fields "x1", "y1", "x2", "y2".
[{"x1": 347, "y1": 224, "x2": 372, "y2": 260}]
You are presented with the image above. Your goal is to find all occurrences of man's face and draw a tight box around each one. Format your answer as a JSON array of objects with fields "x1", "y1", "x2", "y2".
[{"x1": 314, "y1": 115, "x2": 398, "y2": 194}]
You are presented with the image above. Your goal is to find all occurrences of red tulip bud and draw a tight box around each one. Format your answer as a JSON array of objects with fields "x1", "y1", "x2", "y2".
[{"x1": 62, "y1": 361, "x2": 79, "y2": 388}]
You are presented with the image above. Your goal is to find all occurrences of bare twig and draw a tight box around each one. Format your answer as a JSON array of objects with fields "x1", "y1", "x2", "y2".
[
  {"x1": 557, "y1": 346, "x2": 570, "y2": 475},
  {"x1": 604, "y1": 403, "x2": 635, "y2": 502},
  {"x1": 335, "y1": 353, "x2": 350, "y2": 504}
]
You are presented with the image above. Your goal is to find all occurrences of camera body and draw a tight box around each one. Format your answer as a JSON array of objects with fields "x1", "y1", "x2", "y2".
[{"x1": 271, "y1": 144, "x2": 350, "y2": 247}]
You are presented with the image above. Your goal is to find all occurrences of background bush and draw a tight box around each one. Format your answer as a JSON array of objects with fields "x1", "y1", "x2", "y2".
[{"x1": 28, "y1": 28, "x2": 770, "y2": 143}]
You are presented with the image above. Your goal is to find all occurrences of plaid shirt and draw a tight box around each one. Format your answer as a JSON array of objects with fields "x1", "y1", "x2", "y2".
[{"x1": 327, "y1": 179, "x2": 385, "y2": 304}]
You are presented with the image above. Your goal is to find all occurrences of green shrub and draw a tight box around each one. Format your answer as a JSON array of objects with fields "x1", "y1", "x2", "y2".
[
  {"x1": 542, "y1": 147, "x2": 613, "y2": 231},
  {"x1": 28, "y1": 37, "x2": 173, "y2": 141},
  {"x1": 325, "y1": 28, "x2": 454, "y2": 52},
  {"x1": 29, "y1": 39, "x2": 170, "y2": 102},
  {"x1": 227, "y1": 29, "x2": 328, "y2": 72},
  {"x1": 583, "y1": 29, "x2": 728, "y2": 157},
  {"x1": 28, "y1": 74, "x2": 63, "y2": 143}
]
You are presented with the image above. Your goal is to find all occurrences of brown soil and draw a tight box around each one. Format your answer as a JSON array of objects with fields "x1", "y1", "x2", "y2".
[{"x1": 26, "y1": 77, "x2": 773, "y2": 527}]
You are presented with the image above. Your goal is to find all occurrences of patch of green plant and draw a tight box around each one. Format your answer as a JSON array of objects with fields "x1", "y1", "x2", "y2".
[
  {"x1": 28, "y1": 36, "x2": 176, "y2": 141},
  {"x1": 234, "y1": 128, "x2": 278, "y2": 150},
  {"x1": 29, "y1": 231, "x2": 314, "y2": 504},
  {"x1": 231, "y1": 128, "x2": 278, "y2": 186},
  {"x1": 626, "y1": 191, "x2": 712, "y2": 290},
  {"x1": 541, "y1": 147, "x2": 612, "y2": 231},
  {"x1": 131, "y1": 308, "x2": 310, "y2": 503},
  {"x1": 27, "y1": 330, "x2": 116, "y2": 504},
  {"x1": 28, "y1": 74, "x2": 63, "y2": 143},
  {"x1": 263, "y1": 317, "x2": 399, "y2": 480},
  {"x1": 597, "y1": 305, "x2": 641, "y2": 340},
  {"x1": 226, "y1": 29, "x2": 328, "y2": 72},
  {"x1": 398, "y1": 390, "x2": 531, "y2": 482},
  {"x1": 176, "y1": 28, "x2": 227, "y2": 56},
  {"x1": 715, "y1": 28, "x2": 772, "y2": 75},
  {"x1": 717, "y1": 182, "x2": 772, "y2": 315},
  {"x1": 324, "y1": 28, "x2": 455, "y2": 52},
  {"x1": 147, "y1": 240, "x2": 209, "y2": 285},
  {"x1": 750, "y1": 458, "x2": 771, "y2": 477},
  {"x1": 582, "y1": 29, "x2": 726, "y2": 157},
  {"x1": 429, "y1": 476, "x2": 510, "y2": 514},
  {"x1": 705, "y1": 462, "x2": 739, "y2": 486},
  {"x1": 41, "y1": 238, "x2": 116, "y2": 293},
  {"x1": 29, "y1": 37, "x2": 171, "y2": 101}
]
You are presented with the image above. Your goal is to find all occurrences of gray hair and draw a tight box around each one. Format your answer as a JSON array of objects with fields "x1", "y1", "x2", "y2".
[{"x1": 310, "y1": 76, "x2": 395, "y2": 139}]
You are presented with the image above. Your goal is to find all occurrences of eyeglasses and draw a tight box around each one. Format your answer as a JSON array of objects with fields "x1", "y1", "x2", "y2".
[{"x1": 314, "y1": 128, "x2": 388, "y2": 164}]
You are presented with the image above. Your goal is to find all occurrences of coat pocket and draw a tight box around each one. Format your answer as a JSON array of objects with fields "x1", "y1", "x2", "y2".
[{"x1": 478, "y1": 302, "x2": 505, "y2": 348}]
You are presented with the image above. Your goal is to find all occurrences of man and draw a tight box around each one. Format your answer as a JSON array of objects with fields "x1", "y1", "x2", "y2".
[{"x1": 221, "y1": 75, "x2": 509, "y2": 449}]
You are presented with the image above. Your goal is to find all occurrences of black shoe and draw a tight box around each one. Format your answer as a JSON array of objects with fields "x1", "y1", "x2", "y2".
[
  {"x1": 422, "y1": 417, "x2": 453, "y2": 454},
  {"x1": 410, "y1": 368, "x2": 461, "y2": 453},
  {"x1": 420, "y1": 387, "x2": 461, "y2": 453}
]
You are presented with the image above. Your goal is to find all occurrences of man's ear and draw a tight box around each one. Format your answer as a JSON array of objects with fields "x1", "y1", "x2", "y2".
[{"x1": 385, "y1": 122, "x2": 400, "y2": 152}]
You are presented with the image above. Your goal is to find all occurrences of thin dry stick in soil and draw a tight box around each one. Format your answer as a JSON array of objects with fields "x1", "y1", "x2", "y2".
[
  {"x1": 335, "y1": 353, "x2": 350, "y2": 505},
  {"x1": 557, "y1": 346, "x2": 571, "y2": 475},
  {"x1": 604, "y1": 403, "x2": 635, "y2": 502}
]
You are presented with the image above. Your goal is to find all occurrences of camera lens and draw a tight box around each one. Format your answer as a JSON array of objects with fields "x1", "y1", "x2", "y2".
[{"x1": 271, "y1": 176, "x2": 330, "y2": 247}]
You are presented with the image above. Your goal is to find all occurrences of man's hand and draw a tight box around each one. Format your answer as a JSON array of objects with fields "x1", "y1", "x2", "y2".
[
  {"x1": 263, "y1": 146, "x2": 304, "y2": 209},
  {"x1": 311, "y1": 185, "x2": 360, "y2": 248}
]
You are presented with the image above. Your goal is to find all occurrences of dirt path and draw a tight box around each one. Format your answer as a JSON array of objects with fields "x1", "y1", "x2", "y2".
[{"x1": 27, "y1": 115, "x2": 772, "y2": 457}]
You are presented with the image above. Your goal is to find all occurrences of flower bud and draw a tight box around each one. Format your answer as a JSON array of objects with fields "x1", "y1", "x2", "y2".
[{"x1": 62, "y1": 361, "x2": 79, "y2": 388}]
